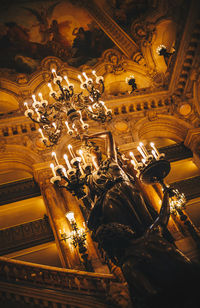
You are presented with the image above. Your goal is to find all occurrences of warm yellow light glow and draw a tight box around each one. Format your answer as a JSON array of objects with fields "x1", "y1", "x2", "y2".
[
  {"x1": 32, "y1": 95, "x2": 36, "y2": 102},
  {"x1": 68, "y1": 144, "x2": 76, "y2": 158},
  {"x1": 79, "y1": 150, "x2": 86, "y2": 164},
  {"x1": 64, "y1": 154, "x2": 71, "y2": 169},
  {"x1": 66, "y1": 211, "x2": 75, "y2": 223},
  {"x1": 38, "y1": 128, "x2": 45, "y2": 139},
  {"x1": 52, "y1": 152, "x2": 59, "y2": 165},
  {"x1": 50, "y1": 163, "x2": 56, "y2": 177}
]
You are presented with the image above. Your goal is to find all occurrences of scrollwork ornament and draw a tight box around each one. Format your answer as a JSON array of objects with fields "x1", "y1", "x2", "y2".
[
  {"x1": 103, "y1": 49, "x2": 127, "y2": 75},
  {"x1": 131, "y1": 21, "x2": 156, "y2": 47}
]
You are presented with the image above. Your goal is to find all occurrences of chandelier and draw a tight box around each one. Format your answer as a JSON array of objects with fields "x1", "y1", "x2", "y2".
[
  {"x1": 24, "y1": 69, "x2": 112, "y2": 147},
  {"x1": 50, "y1": 140, "x2": 101, "y2": 202},
  {"x1": 49, "y1": 140, "x2": 169, "y2": 200}
]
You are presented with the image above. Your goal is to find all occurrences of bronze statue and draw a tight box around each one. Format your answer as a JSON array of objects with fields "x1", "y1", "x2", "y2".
[
  {"x1": 85, "y1": 131, "x2": 153, "y2": 234},
  {"x1": 84, "y1": 131, "x2": 200, "y2": 308}
]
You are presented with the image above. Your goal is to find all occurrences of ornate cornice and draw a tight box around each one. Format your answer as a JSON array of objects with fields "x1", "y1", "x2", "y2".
[
  {"x1": 0, "y1": 178, "x2": 40, "y2": 206},
  {"x1": 0, "y1": 216, "x2": 54, "y2": 255},
  {"x1": 171, "y1": 176, "x2": 200, "y2": 201},
  {"x1": 160, "y1": 143, "x2": 193, "y2": 162}
]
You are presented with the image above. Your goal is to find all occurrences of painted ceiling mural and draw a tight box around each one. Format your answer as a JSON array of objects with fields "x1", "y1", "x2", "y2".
[
  {"x1": 0, "y1": 0, "x2": 113, "y2": 75},
  {"x1": 0, "y1": 0, "x2": 188, "y2": 80}
]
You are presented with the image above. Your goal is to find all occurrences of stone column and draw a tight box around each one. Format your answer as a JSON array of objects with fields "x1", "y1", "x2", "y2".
[
  {"x1": 34, "y1": 166, "x2": 80, "y2": 269},
  {"x1": 60, "y1": 189, "x2": 109, "y2": 273},
  {"x1": 185, "y1": 128, "x2": 200, "y2": 170}
]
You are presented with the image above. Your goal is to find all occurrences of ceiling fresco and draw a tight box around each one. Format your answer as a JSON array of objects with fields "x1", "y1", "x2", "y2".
[
  {"x1": 0, "y1": 0, "x2": 113, "y2": 74},
  {"x1": 0, "y1": 0, "x2": 190, "y2": 83}
]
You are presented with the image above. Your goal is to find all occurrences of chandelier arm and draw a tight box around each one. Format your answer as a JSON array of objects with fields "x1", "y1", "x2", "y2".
[
  {"x1": 99, "y1": 79, "x2": 105, "y2": 94},
  {"x1": 56, "y1": 80, "x2": 65, "y2": 98},
  {"x1": 27, "y1": 114, "x2": 40, "y2": 124}
]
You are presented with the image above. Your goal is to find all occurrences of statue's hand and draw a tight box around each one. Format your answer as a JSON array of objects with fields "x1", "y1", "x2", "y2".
[
  {"x1": 163, "y1": 186, "x2": 175, "y2": 197},
  {"x1": 81, "y1": 134, "x2": 89, "y2": 142}
]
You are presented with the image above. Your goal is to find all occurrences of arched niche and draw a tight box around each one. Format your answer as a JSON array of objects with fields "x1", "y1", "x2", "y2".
[
  {"x1": 152, "y1": 19, "x2": 177, "y2": 73},
  {"x1": 104, "y1": 69, "x2": 152, "y2": 96},
  {"x1": 134, "y1": 115, "x2": 192, "y2": 144},
  {"x1": 0, "y1": 144, "x2": 41, "y2": 184},
  {"x1": 133, "y1": 116, "x2": 199, "y2": 184},
  {"x1": 0, "y1": 90, "x2": 19, "y2": 113}
]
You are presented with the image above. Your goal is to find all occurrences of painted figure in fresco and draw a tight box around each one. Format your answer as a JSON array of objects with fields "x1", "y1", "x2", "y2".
[
  {"x1": 84, "y1": 131, "x2": 200, "y2": 308},
  {"x1": 47, "y1": 19, "x2": 71, "y2": 59},
  {"x1": 68, "y1": 27, "x2": 93, "y2": 67},
  {"x1": 22, "y1": 2, "x2": 60, "y2": 43}
]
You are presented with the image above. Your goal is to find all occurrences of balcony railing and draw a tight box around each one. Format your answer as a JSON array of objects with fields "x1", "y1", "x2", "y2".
[{"x1": 0, "y1": 257, "x2": 116, "y2": 295}]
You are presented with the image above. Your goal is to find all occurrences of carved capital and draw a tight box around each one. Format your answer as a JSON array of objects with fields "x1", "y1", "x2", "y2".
[
  {"x1": 184, "y1": 128, "x2": 200, "y2": 154},
  {"x1": 33, "y1": 163, "x2": 52, "y2": 189}
]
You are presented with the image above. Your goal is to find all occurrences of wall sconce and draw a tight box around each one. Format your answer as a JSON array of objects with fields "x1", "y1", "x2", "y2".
[
  {"x1": 156, "y1": 45, "x2": 175, "y2": 58},
  {"x1": 60, "y1": 211, "x2": 93, "y2": 272},
  {"x1": 126, "y1": 75, "x2": 137, "y2": 93},
  {"x1": 169, "y1": 189, "x2": 186, "y2": 214}
]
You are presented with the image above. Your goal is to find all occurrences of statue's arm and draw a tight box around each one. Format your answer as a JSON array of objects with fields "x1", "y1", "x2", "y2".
[{"x1": 85, "y1": 131, "x2": 117, "y2": 160}]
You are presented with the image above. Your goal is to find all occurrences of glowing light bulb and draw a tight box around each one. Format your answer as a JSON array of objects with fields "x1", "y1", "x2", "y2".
[
  {"x1": 52, "y1": 152, "x2": 59, "y2": 165},
  {"x1": 50, "y1": 163, "x2": 56, "y2": 177},
  {"x1": 66, "y1": 211, "x2": 75, "y2": 223}
]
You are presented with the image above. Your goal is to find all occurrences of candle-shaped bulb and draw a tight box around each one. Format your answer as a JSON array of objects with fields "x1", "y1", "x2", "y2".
[
  {"x1": 52, "y1": 152, "x2": 59, "y2": 165},
  {"x1": 88, "y1": 106, "x2": 93, "y2": 112},
  {"x1": 38, "y1": 92, "x2": 43, "y2": 101},
  {"x1": 151, "y1": 149, "x2": 158, "y2": 159},
  {"x1": 137, "y1": 146, "x2": 146, "y2": 160},
  {"x1": 24, "y1": 102, "x2": 28, "y2": 110},
  {"x1": 62, "y1": 167, "x2": 67, "y2": 177},
  {"x1": 64, "y1": 75, "x2": 70, "y2": 86},
  {"x1": 79, "y1": 150, "x2": 86, "y2": 164},
  {"x1": 66, "y1": 211, "x2": 75, "y2": 223},
  {"x1": 78, "y1": 74, "x2": 84, "y2": 84},
  {"x1": 150, "y1": 142, "x2": 160, "y2": 156},
  {"x1": 32, "y1": 95, "x2": 37, "y2": 102},
  {"x1": 48, "y1": 83, "x2": 53, "y2": 90},
  {"x1": 100, "y1": 100, "x2": 108, "y2": 111},
  {"x1": 131, "y1": 159, "x2": 137, "y2": 168},
  {"x1": 52, "y1": 122, "x2": 56, "y2": 129},
  {"x1": 68, "y1": 144, "x2": 76, "y2": 159},
  {"x1": 38, "y1": 128, "x2": 45, "y2": 139},
  {"x1": 92, "y1": 70, "x2": 97, "y2": 78},
  {"x1": 65, "y1": 121, "x2": 70, "y2": 129},
  {"x1": 139, "y1": 142, "x2": 149, "y2": 157},
  {"x1": 50, "y1": 163, "x2": 56, "y2": 177},
  {"x1": 52, "y1": 69, "x2": 57, "y2": 78},
  {"x1": 82, "y1": 72, "x2": 88, "y2": 81},
  {"x1": 129, "y1": 152, "x2": 139, "y2": 167},
  {"x1": 64, "y1": 154, "x2": 71, "y2": 169}
]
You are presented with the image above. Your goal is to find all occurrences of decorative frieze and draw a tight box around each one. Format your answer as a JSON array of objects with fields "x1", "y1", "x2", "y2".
[
  {"x1": 0, "y1": 216, "x2": 54, "y2": 255},
  {"x1": 171, "y1": 176, "x2": 200, "y2": 201},
  {"x1": 0, "y1": 178, "x2": 41, "y2": 206}
]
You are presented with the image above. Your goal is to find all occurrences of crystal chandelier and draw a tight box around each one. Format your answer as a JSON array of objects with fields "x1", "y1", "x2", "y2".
[{"x1": 24, "y1": 69, "x2": 112, "y2": 147}]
